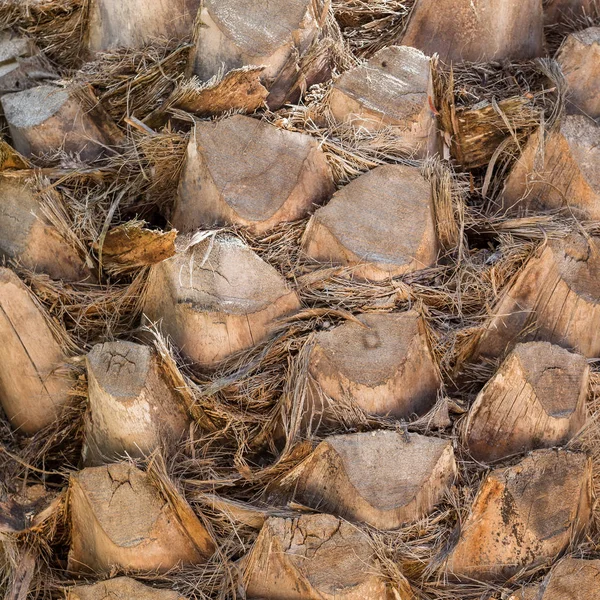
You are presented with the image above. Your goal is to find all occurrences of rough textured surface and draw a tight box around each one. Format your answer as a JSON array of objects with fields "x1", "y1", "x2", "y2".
[
  {"x1": 476, "y1": 234, "x2": 600, "y2": 359},
  {"x1": 557, "y1": 27, "x2": 600, "y2": 119},
  {"x1": 86, "y1": 0, "x2": 200, "y2": 53},
  {"x1": 143, "y1": 235, "x2": 300, "y2": 368},
  {"x1": 280, "y1": 430, "x2": 456, "y2": 529},
  {"x1": 328, "y1": 45, "x2": 436, "y2": 156},
  {"x1": 1, "y1": 85, "x2": 121, "y2": 161},
  {"x1": 401, "y1": 0, "x2": 544, "y2": 63},
  {"x1": 302, "y1": 164, "x2": 438, "y2": 281},
  {"x1": 308, "y1": 311, "x2": 441, "y2": 423},
  {"x1": 0, "y1": 177, "x2": 90, "y2": 281},
  {"x1": 67, "y1": 463, "x2": 214, "y2": 574},
  {"x1": 501, "y1": 116, "x2": 600, "y2": 219},
  {"x1": 446, "y1": 450, "x2": 592, "y2": 581},
  {"x1": 244, "y1": 513, "x2": 393, "y2": 599},
  {"x1": 465, "y1": 342, "x2": 588, "y2": 462},
  {"x1": 0, "y1": 268, "x2": 72, "y2": 434},
  {"x1": 84, "y1": 341, "x2": 190, "y2": 465},
  {"x1": 67, "y1": 577, "x2": 188, "y2": 600},
  {"x1": 173, "y1": 115, "x2": 334, "y2": 233}
]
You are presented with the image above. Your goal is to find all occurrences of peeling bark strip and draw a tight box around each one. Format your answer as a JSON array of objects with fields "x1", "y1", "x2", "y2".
[
  {"x1": 400, "y1": 0, "x2": 544, "y2": 63},
  {"x1": 172, "y1": 115, "x2": 335, "y2": 234},
  {"x1": 307, "y1": 311, "x2": 441, "y2": 425},
  {"x1": 0, "y1": 268, "x2": 73, "y2": 434},
  {"x1": 67, "y1": 577, "x2": 188, "y2": 599},
  {"x1": 447, "y1": 449, "x2": 592, "y2": 581},
  {"x1": 83, "y1": 341, "x2": 191, "y2": 465},
  {"x1": 465, "y1": 342, "x2": 588, "y2": 462},
  {"x1": 302, "y1": 164, "x2": 438, "y2": 281},
  {"x1": 328, "y1": 45, "x2": 437, "y2": 157},
  {"x1": 143, "y1": 235, "x2": 300, "y2": 368},
  {"x1": 67, "y1": 463, "x2": 215, "y2": 575},
  {"x1": 278, "y1": 430, "x2": 456, "y2": 529},
  {"x1": 244, "y1": 513, "x2": 394, "y2": 599}
]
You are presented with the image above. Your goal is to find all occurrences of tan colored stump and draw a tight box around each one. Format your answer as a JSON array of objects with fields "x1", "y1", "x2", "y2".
[
  {"x1": 446, "y1": 449, "x2": 592, "y2": 581},
  {"x1": 85, "y1": 0, "x2": 200, "y2": 53},
  {"x1": 465, "y1": 342, "x2": 588, "y2": 462},
  {"x1": 501, "y1": 116, "x2": 600, "y2": 219},
  {"x1": 557, "y1": 27, "x2": 600, "y2": 119},
  {"x1": 0, "y1": 268, "x2": 72, "y2": 435},
  {"x1": 143, "y1": 235, "x2": 300, "y2": 368},
  {"x1": 83, "y1": 341, "x2": 191, "y2": 466},
  {"x1": 308, "y1": 311, "x2": 441, "y2": 423},
  {"x1": 279, "y1": 430, "x2": 456, "y2": 529},
  {"x1": 475, "y1": 233, "x2": 600, "y2": 359},
  {"x1": 328, "y1": 45, "x2": 436, "y2": 156},
  {"x1": 189, "y1": 0, "x2": 326, "y2": 108},
  {"x1": 67, "y1": 463, "x2": 215, "y2": 575},
  {"x1": 67, "y1": 577, "x2": 188, "y2": 600},
  {"x1": 244, "y1": 513, "x2": 394, "y2": 600},
  {"x1": 302, "y1": 164, "x2": 438, "y2": 281},
  {"x1": 172, "y1": 115, "x2": 334, "y2": 234},
  {"x1": 1, "y1": 84, "x2": 120, "y2": 161},
  {"x1": 508, "y1": 558, "x2": 600, "y2": 600},
  {"x1": 400, "y1": 0, "x2": 544, "y2": 64},
  {"x1": 0, "y1": 177, "x2": 90, "y2": 281}
]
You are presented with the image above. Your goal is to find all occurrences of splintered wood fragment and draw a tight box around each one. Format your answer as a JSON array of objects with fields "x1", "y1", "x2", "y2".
[
  {"x1": 143, "y1": 235, "x2": 300, "y2": 368},
  {"x1": 301, "y1": 164, "x2": 438, "y2": 281},
  {"x1": 308, "y1": 311, "x2": 441, "y2": 424},
  {"x1": 446, "y1": 449, "x2": 592, "y2": 581},
  {"x1": 85, "y1": 0, "x2": 200, "y2": 53},
  {"x1": 67, "y1": 577, "x2": 188, "y2": 600},
  {"x1": 244, "y1": 513, "x2": 395, "y2": 600},
  {"x1": 544, "y1": 0, "x2": 599, "y2": 25},
  {"x1": 0, "y1": 176, "x2": 91, "y2": 281},
  {"x1": 67, "y1": 462, "x2": 215, "y2": 574},
  {"x1": 1, "y1": 85, "x2": 121, "y2": 161},
  {"x1": 0, "y1": 268, "x2": 72, "y2": 434},
  {"x1": 501, "y1": 116, "x2": 600, "y2": 219},
  {"x1": 328, "y1": 46, "x2": 436, "y2": 156},
  {"x1": 278, "y1": 430, "x2": 456, "y2": 529},
  {"x1": 0, "y1": 139, "x2": 28, "y2": 171},
  {"x1": 98, "y1": 222, "x2": 177, "y2": 273},
  {"x1": 557, "y1": 27, "x2": 600, "y2": 119},
  {"x1": 83, "y1": 341, "x2": 191, "y2": 465},
  {"x1": 400, "y1": 0, "x2": 544, "y2": 63},
  {"x1": 508, "y1": 558, "x2": 600, "y2": 600},
  {"x1": 189, "y1": 0, "x2": 328, "y2": 109},
  {"x1": 172, "y1": 115, "x2": 334, "y2": 234},
  {"x1": 465, "y1": 342, "x2": 588, "y2": 462},
  {"x1": 475, "y1": 233, "x2": 600, "y2": 359}
]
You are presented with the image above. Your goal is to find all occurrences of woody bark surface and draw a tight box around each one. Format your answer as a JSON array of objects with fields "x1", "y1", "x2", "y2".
[{"x1": 67, "y1": 578, "x2": 188, "y2": 600}]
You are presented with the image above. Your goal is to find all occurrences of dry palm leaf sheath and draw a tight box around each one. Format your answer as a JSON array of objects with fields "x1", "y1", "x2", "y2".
[{"x1": 2, "y1": 0, "x2": 600, "y2": 598}]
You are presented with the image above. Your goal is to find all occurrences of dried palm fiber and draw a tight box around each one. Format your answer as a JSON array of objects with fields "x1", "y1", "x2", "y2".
[
  {"x1": 544, "y1": 1, "x2": 600, "y2": 55},
  {"x1": 433, "y1": 58, "x2": 565, "y2": 172}
]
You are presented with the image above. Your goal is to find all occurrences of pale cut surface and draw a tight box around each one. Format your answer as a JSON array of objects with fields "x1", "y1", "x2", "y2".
[
  {"x1": 501, "y1": 116, "x2": 600, "y2": 219},
  {"x1": 447, "y1": 450, "x2": 592, "y2": 581},
  {"x1": 67, "y1": 463, "x2": 214, "y2": 574},
  {"x1": 401, "y1": 0, "x2": 544, "y2": 63},
  {"x1": 308, "y1": 311, "x2": 441, "y2": 421},
  {"x1": 280, "y1": 430, "x2": 456, "y2": 529},
  {"x1": 84, "y1": 341, "x2": 190, "y2": 465},
  {"x1": 475, "y1": 234, "x2": 600, "y2": 359},
  {"x1": 86, "y1": 0, "x2": 200, "y2": 53},
  {"x1": 302, "y1": 164, "x2": 438, "y2": 281},
  {"x1": 143, "y1": 235, "x2": 300, "y2": 368},
  {"x1": 557, "y1": 28, "x2": 600, "y2": 119},
  {"x1": 67, "y1": 577, "x2": 188, "y2": 600},
  {"x1": 465, "y1": 342, "x2": 588, "y2": 462},
  {"x1": 328, "y1": 45, "x2": 435, "y2": 155},
  {"x1": 0, "y1": 32, "x2": 50, "y2": 95},
  {"x1": 244, "y1": 513, "x2": 394, "y2": 600},
  {"x1": 0, "y1": 177, "x2": 90, "y2": 281},
  {"x1": 173, "y1": 115, "x2": 334, "y2": 233},
  {"x1": 0, "y1": 268, "x2": 72, "y2": 434}
]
